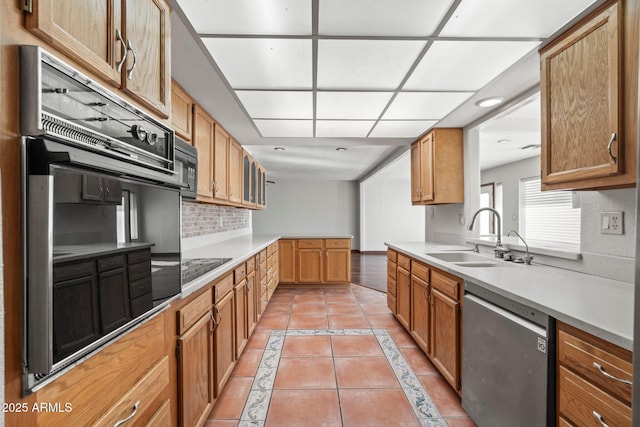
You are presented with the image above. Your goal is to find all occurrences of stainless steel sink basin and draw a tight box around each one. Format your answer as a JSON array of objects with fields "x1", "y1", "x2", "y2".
[{"x1": 425, "y1": 252, "x2": 490, "y2": 263}]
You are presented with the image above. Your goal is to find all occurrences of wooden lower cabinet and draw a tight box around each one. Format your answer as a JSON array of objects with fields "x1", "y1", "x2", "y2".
[
  {"x1": 325, "y1": 248, "x2": 351, "y2": 283},
  {"x1": 177, "y1": 314, "x2": 214, "y2": 427},
  {"x1": 280, "y1": 238, "x2": 352, "y2": 284},
  {"x1": 297, "y1": 248, "x2": 323, "y2": 283},
  {"x1": 430, "y1": 288, "x2": 461, "y2": 390},
  {"x1": 213, "y1": 289, "x2": 236, "y2": 397},
  {"x1": 247, "y1": 268, "x2": 257, "y2": 336},
  {"x1": 278, "y1": 239, "x2": 296, "y2": 283},
  {"x1": 234, "y1": 278, "x2": 248, "y2": 358},
  {"x1": 387, "y1": 248, "x2": 462, "y2": 393},
  {"x1": 396, "y1": 265, "x2": 411, "y2": 330}
]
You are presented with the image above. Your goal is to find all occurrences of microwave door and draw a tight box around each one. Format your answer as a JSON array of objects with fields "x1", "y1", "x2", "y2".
[{"x1": 26, "y1": 175, "x2": 54, "y2": 375}]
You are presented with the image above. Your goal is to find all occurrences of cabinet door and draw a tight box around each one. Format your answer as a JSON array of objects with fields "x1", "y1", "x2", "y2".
[
  {"x1": 123, "y1": 0, "x2": 171, "y2": 117},
  {"x1": 257, "y1": 164, "x2": 263, "y2": 209},
  {"x1": 193, "y1": 105, "x2": 214, "y2": 199},
  {"x1": 410, "y1": 275, "x2": 430, "y2": 355},
  {"x1": 242, "y1": 153, "x2": 251, "y2": 205},
  {"x1": 213, "y1": 291, "x2": 235, "y2": 397},
  {"x1": 410, "y1": 142, "x2": 422, "y2": 203},
  {"x1": 234, "y1": 280, "x2": 248, "y2": 358},
  {"x1": 26, "y1": 0, "x2": 123, "y2": 86},
  {"x1": 171, "y1": 81, "x2": 193, "y2": 142},
  {"x1": 396, "y1": 266, "x2": 411, "y2": 330},
  {"x1": 177, "y1": 313, "x2": 214, "y2": 427},
  {"x1": 278, "y1": 240, "x2": 296, "y2": 284},
  {"x1": 297, "y1": 249, "x2": 323, "y2": 283},
  {"x1": 213, "y1": 125, "x2": 230, "y2": 201},
  {"x1": 81, "y1": 174, "x2": 104, "y2": 202},
  {"x1": 228, "y1": 139, "x2": 243, "y2": 205},
  {"x1": 540, "y1": 2, "x2": 622, "y2": 186},
  {"x1": 419, "y1": 133, "x2": 434, "y2": 202},
  {"x1": 430, "y1": 288, "x2": 460, "y2": 390},
  {"x1": 246, "y1": 270, "x2": 257, "y2": 336},
  {"x1": 250, "y1": 160, "x2": 257, "y2": 205},
  {"x1": 98, "y1": 267, "x2": 131, "y2": 334},
  {"x1": 102, "y1": 177, "x2": 122, "y2": 203},
  {"x1": 325, "y1": 249, "x2": 351, "y2": 283}
]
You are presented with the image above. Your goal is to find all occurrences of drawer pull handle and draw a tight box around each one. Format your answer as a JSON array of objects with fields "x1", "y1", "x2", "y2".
[
  {"x1": 210, "y1": 311, "x2": 218, "y2": 333},
  {"x1": 593, "y1": 362, "x2": 632, "y2": 386},
  {"x1": 607, "y1": 132, "x2": 617, "y2": 163},
  {"x1": 592, "y1": 411, "x2": 609, "y2": 427},
  {"x1": 214, "y1": 305, "x2": 223, "y2": 324},
  {"x1": 113, "y1": 400, "x2": 140, "y2": 427}
]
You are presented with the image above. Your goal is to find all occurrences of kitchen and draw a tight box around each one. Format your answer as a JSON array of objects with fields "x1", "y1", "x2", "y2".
[{"x1": 1, "y1": 0, "x2": 638, "y2": 424}]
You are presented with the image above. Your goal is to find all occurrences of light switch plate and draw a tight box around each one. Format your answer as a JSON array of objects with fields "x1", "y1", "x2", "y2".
[{"x1": 601, "y1": 211, "x2": 624, "y2": 235}]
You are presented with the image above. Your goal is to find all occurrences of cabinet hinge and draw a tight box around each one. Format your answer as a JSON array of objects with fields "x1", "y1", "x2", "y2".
[
  {"x1": 22, "y1": 0, "x2": 33, "y2": 13},
  {"x1": 175, "y1": 344, "x2": 182, "y2": 359}
]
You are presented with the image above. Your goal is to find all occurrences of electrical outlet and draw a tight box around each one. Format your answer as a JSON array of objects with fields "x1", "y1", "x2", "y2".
[{"x1": 601, "y1": 211, "x2": 624, "y2": 235}]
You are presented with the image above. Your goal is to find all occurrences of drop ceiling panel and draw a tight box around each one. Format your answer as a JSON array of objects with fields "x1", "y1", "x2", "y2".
[
  {"x1": 317, "y1": 40, "x2": 426, "y2": 89},
  {"x1": 203, "y1": 38, "x2": 312, "y2": 89},
  {"x1": 383, "y1": 92, "x2": 474, "y2": 120},
  {"x1": 178, "y1": 0, "x2": 312, "y2": 35},
  {"x1": 236, "y1": 91, "x2": 312, "y2": 119},
  {"x1": 440, "y1": 0, "x2": 597, "y2": 37},
  {"x1": 405, "y1": 41, "x2": 541, "y2": 91},
  {"x1": 316, "y1": 92, "x2": 393, "y2": 119},
  {"x1": 254, "y1": 120, "x2": 313, "y2": 137},
  {"x1": 318, "y1": 0, "x2": 455, "y2": 36},
  {"x1": 370, "y1": 120, "x2": 438, "y2": 138},
  {"x1": 316, "y1": 120, "x2": 376, "y2": 137}
]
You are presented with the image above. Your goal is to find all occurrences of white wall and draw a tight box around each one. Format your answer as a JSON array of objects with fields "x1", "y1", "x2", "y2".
[
  {"x1": 252, "y1": 180, "x2": 360, "y2": 249},
  {"x1": 360, "y1": 153, "x2": 425, "y2": 251}
]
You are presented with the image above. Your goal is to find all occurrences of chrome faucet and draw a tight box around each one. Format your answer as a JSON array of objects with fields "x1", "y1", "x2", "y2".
[
  {"x1": 507, "y1": 230, "x2": 534, "y2": 265},
  {"x1": 467, "y1": 208, "x2": 510, "y2": 258}
]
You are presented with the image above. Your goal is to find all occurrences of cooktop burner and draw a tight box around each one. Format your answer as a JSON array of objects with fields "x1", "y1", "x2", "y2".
[{"x1": 181, "y1": 257, "x2": 232, "y2": 284}]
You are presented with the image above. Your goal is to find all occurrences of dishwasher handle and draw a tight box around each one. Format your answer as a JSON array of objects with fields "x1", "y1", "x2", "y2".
[{"x1": 464, "y1": 293, "x2": 547, "y2": 338}]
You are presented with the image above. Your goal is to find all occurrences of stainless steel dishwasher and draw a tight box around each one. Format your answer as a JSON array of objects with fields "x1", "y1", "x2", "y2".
[{"x1": 462, "y1": 281, "x2": 555, "y2": 427}]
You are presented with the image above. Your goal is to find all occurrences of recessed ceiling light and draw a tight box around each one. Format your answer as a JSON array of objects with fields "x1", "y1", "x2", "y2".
[
  {"x1": 336, "y1": 147, "x2": 347, "y2": 151},
  {"x1": 496, "y1": 139, "x2": 511, "y2": 144},
  {"x1": 475, "y1": 97, "x2": 504, "y2": 108},
  {"x1": 274, "y1": 147, "x2": 286, "y2": 151}
]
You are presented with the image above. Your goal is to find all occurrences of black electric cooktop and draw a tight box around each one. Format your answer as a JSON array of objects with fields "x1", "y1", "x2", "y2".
[{"x1": 181, "y1": 258, "x2": 232, "y2": 284}]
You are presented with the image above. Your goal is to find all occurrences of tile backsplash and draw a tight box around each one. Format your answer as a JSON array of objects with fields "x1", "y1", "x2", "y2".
[{"x1": 182, "y1": 202, "x2": 251, "y2": 238}]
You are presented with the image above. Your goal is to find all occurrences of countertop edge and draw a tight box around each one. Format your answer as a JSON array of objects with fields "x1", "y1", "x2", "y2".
[{"x1": 385, "y1": 241, "x2": 633, "y2": 351}]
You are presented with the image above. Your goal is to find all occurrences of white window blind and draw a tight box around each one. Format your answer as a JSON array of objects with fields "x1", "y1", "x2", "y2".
[{"x1": 520, "y1": 177, "x2": 581, "y2": 247}]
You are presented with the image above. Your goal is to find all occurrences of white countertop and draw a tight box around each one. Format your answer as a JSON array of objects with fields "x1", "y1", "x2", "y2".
[
  {"x1": 278, "y1": 234, "x2": 353, "y2": 239},
  {"x1": 385, "y1": 241, "x2": 634, "y2": 350}
]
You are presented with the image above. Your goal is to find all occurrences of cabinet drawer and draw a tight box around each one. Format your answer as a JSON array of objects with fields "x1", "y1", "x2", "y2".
[
  {"x1": 177, "y1": 289, "x2": 212, "y2": 335},
  {"x1": 131, "y1": 293, "x2": 153, "y2": 318},
  {"x1": 54, "y1": 260, "x2": 95, "y2": 282},
  {"x1": 397, "y1": 253, "x2": 411, "y2": 271},
  {"x1": 411, "y1": 261, "x2": 429, "y2": 282},
  {"x1": 558, "y1": 326, "x2": 632, "y2": 404},
  {"x1": 267, "y1": 255, "x2": 275, "y2": 270},
  {"x1": 94, "y1": 357, "x2": 169, "y2": 427},
  {"x1": 558, "y1": 366, "x2": 631, "y2": 427},
  {"x1": 234, "y1": 264, "x2": 247, "y2": 282},
  {"x1": 128, "y1": 261, "x2": 151, "y2": 282},
  {"x1": 297, "y1": 239, "x2": 323, "y2": 248},
  {"x1": 431, "y1": 270, "x2": 460, "y2": 300},
  {"x1": 267, "y1": 243, "x2": 277, "y2": 256},
  {"x1": 246, "y1": 257, "x2": 256, "y2": 272},
  {"x1": 98, "y1": 254, "x2": 125, "y2": 272},
  {"x1": 145, "y1": 399, "x2": 170, "y2": 426},
  {"x1": 387, "y1": 293, "x2": 396, "y2": 313},
  {"x1": 387, "y1": 277, "x2": 397, "y2": 296},
  {"x1": 130, "y1": 276, "x2": 152, "y2": 299},
  {"x1": 214, "y1": 273, "x2": 234, "y2": 302},
  {"x1": 326, "y1": 239, "x2": 350, "y2": 248},
  {"x1": 128, "y1": 249, "x2": 151, "y2": 264},
  {"x1": 387, "y1": 249, "x2": 397, "y2": 262},
  {"x1": 387, "y1": 261, "x2": 397, "y2": 280}
]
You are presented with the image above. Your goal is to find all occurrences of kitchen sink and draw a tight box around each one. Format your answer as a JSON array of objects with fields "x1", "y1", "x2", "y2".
[
  {"x1": 425, "y1": 252, "x2": 490, "y2": 263},
  {"x1": 452, "y1": 261, "x2": 498, "y2": 268}
]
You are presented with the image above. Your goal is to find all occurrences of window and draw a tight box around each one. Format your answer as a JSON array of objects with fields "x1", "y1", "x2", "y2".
[
  {"x1": 479, "y1": 182, "x2": 502, "y2": 235},
  {"x1": 520, "y1": 177, "x2": 580, "y2": 248}
]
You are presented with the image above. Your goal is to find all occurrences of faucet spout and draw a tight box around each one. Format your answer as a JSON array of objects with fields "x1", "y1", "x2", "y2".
[{"x1": 467, "y1": 207, "x2": 502, "y2": 247}]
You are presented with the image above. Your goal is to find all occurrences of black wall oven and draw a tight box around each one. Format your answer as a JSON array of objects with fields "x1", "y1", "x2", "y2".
[{"x1": 20, "y1": 46, "x2": 182, "y2": 392}]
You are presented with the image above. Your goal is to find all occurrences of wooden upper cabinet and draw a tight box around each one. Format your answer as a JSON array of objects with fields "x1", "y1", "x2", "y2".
[
  {"x1": 122, "y1": 0, "x2": 171, "y2": 117},
  {"x1": 410, "y1": 129, "x2": 463, "y2": 205},
  {"x1": 193, "y1": 105, "x2": 215, "y2": 200},
  {"x1": 171, "y1": 81, "x2": 193, "y2": 142},
  {"x1": 213, "y1": 125, "x2": 230, "y2": 202},
  {"x1": 26, "y1": 0, "x2": 171, "y2": 118},
  {"x1": 228, "y1": 139, "x2": 243, "y2": 204},
  {"x1": 26, "y1": 0, "x2": 124, "y2": 86},
  {"x1": 540, "y1": 0, "x2": 637, "y2": 190}
]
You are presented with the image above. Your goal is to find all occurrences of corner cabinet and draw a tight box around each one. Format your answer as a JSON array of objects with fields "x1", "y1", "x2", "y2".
[
  {"x1": 410, "y1": 129, "x2": 464, "y2": 205},
  {"x1": 26, "y1": 0, "x2": 171, "y2": 118},
  {"x1": 540, "y1": 0, "x2": 638, "y2": 190}
]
